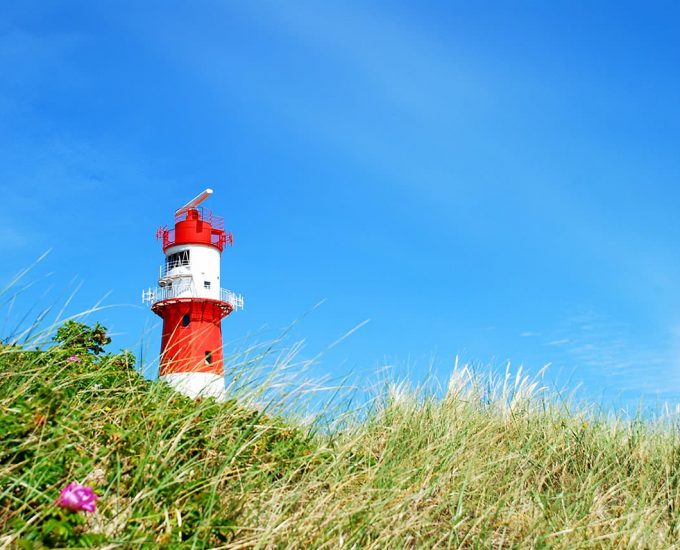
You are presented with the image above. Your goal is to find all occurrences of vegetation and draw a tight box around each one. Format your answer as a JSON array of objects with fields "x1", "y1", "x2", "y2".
[{"x1": 3, "y1": 322, "x2": 680, "y2": 548}]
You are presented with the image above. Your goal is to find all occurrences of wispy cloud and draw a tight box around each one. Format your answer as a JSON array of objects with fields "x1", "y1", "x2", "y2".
[{"x1": 545, "y1": 338, "x2": 570, "y2": 347}]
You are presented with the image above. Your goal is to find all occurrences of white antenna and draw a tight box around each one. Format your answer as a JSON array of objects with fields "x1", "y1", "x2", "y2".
[{"x1": 176, "y1": 188, "x2": 213, "y2": 216}]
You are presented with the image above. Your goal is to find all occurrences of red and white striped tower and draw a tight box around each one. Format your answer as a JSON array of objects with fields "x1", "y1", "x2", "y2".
[{"x1": 142, "y1": 189, "x2": 243, "y2": 399}]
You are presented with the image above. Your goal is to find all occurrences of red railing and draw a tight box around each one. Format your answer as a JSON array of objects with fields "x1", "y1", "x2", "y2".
[
  {"x1": 156, "y1": 206, "x2": 233, "y2": 251},
  {"x1": 158, "y1": 228, "x2": 233, "y2": 251},
  {"x1": 175, "y1": 207, "x2": 224, "y2": 230},
  {"x1": 161, "y1": 228, "x2": 175, "y2": 249}
]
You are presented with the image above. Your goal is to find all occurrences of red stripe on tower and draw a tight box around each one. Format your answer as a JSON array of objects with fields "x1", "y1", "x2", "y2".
[{"x1": 142, "y1": 189, "x2": 244, "y2": 399}]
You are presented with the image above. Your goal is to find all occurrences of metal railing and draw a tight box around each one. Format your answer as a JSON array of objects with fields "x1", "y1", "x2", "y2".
[
  {"x1": 159, "y1": 262, "x2": 190, "y2": 279},
  {"x1": 142, "y1": 285, "x2": 244, "y2": 311},
  {"x1": 221, "y1": 288, "x2": 244, "y2": 310},
  {"x1": 175, "y1": 207, "x2": 224, "y2": 230},
  {"x1": 158, "y1": 227, "x2": 232, "y2": 251},
  {"x1": 155, "y1": 207, "x2": 232, "y2": 251}
]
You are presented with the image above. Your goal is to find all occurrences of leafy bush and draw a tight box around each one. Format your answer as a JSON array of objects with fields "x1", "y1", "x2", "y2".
[{"x1": 53, "y1": 320, "x2": 111, "y2": 356}]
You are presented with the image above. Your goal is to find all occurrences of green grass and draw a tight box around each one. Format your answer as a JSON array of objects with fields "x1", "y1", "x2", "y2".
[{"x1": 3, "y1": 326, "x2": 680, "y2": 548}]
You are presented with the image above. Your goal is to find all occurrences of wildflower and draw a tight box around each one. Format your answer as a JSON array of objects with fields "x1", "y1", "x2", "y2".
[
  {"x1": 67, "y1": 355, "x2": 81, "y2": 363},
  {"x1": 56, "y1": 482, "x2": 99, "y2": 513}
]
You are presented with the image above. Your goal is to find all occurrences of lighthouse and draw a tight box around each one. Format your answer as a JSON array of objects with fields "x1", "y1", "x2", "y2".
[{"x1": 142, "y1": 189, "x2": 243, "y2": 399}]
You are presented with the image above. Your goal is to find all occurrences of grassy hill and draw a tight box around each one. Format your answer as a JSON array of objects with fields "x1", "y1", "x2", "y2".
[{"x1": 3, "y1": 322, "x2": 680, "y2": 548}]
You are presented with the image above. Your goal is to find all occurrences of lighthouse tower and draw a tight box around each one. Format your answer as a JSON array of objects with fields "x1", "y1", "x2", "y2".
[{"x1": 142, "y1": 189, "x2": 243, "y2": 399}]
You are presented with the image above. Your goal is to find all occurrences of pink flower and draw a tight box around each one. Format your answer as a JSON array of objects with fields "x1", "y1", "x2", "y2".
[
  {"x1": 56, "y1": 482, "x2": 99, "y2": 513},
  {"x1": 67, "y1": 355, "x2": 81, "y2": 363}
]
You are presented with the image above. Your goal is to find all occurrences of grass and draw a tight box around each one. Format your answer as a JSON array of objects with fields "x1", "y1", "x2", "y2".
[{"x1": 3, "y1": 324, "x2": 680, "y2": 548}]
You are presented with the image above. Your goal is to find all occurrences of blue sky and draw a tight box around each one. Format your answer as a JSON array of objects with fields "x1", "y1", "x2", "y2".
[{"x1": 2, "y1": 1, "x2": 680, "y2": 412}]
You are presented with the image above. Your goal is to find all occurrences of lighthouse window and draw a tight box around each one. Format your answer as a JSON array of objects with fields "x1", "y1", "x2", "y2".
[
  {"x1": 181, "y1": 314, "x2": 190, "y2": 327},
  {"x1": 204, "y1": 281, "x2": 211, "y2": 289},
  {"x1": 204, "y1": 351, "x2": 212, "y2": 365},
  {"x1": 166, "y1": 250, "x2": 190, "y2": 270}
]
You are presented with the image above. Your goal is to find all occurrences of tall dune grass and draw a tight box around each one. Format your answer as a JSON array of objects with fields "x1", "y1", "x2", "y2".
[{"x1": 3, "y1": 322, "x2": 680, "y2": 549}]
